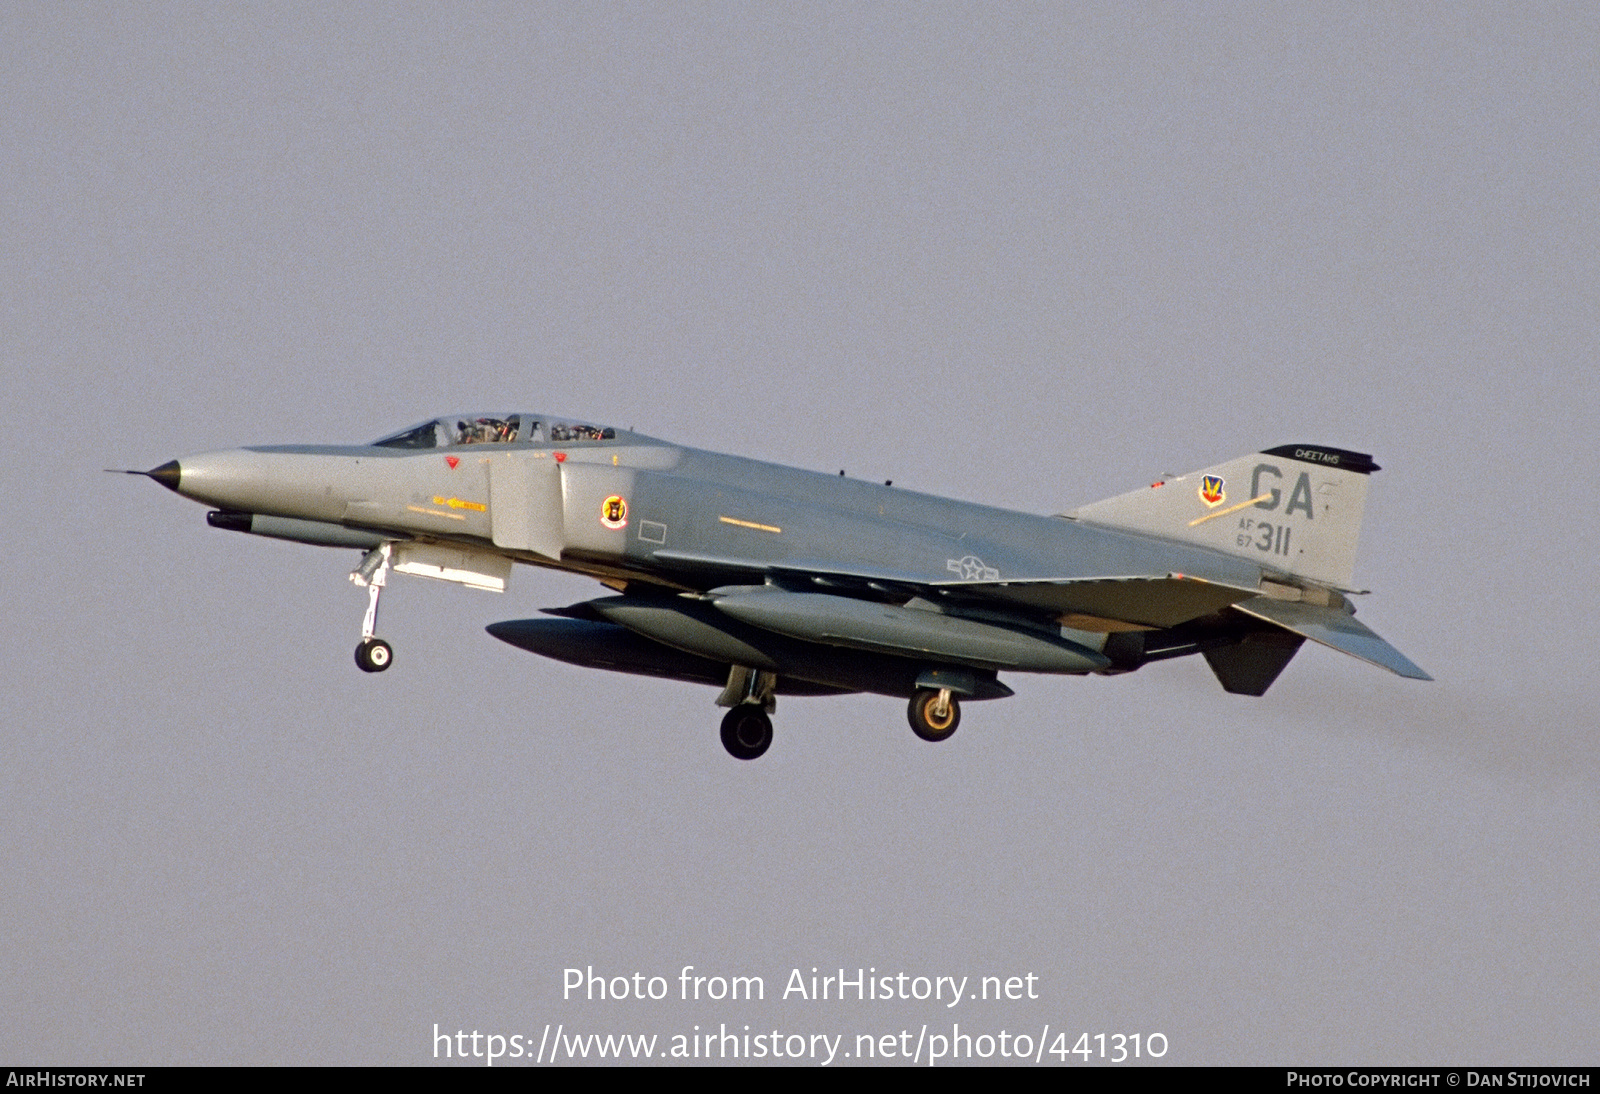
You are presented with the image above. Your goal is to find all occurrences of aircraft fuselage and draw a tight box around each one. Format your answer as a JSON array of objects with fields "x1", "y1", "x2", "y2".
[{"x1": 140, "y1": 412, "x2": 1427, "y2": 759}]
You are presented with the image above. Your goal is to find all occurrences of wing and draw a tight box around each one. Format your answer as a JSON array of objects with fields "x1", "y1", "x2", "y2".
[
  {"x1": 654, "y1": 549, "x2": 1261, "y2": 634},
  {"x1": 935, "y1": 574, "x2": 1261, "y2": 631}
]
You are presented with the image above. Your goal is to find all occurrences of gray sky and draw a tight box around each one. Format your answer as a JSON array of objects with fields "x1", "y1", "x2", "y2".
[{"x1": 4, "y1": 2, "x2": 1596, "y2": 1066}]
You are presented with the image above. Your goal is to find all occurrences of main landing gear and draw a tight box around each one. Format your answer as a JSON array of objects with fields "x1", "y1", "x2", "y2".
[
  {"x1": 351, "y1": 542, "x2": 394, "y2": 673},
  {"x1": 720, "y1": 705, "x2": 773, "y2": 761},
  {"x1": 907, "y1": 687, "x2": 960, "y2": 742},
  {"x1": 711, "y1": 672, "x2": 966, "y2": 759},
  {"x1": 716, "y1": 665, "x2": 777, "y2": 760}
]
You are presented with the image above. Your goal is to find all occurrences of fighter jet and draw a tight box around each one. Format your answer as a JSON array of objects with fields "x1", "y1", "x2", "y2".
[{"x1": 135, "y1": 412, "x2": 1429, "y2": 759}]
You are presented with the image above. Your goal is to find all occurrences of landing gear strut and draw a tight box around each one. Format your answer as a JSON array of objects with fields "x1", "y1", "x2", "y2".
[
  {"x1": 908, "y1": 687, "x2": 960, "y2": 742},
  {"x1": 720, "y1": 705, "x2": 773, "y2": 761},
  {"x1": 716, "y1": 665, "x2": 777, "y2": 759},
  {"x1": 351, "y1": 542, "x2": 394, "y2": 673}
]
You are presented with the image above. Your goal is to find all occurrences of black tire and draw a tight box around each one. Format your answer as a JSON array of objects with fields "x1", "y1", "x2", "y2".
[
  {"x1": 720, "y1": 705, "x2": 773, "y2": 760},
  {"x1": 907, "y1": 688, "x2": 960, "y2": 742},
  {"x1": 356, "y1": 638, "x2": 393, "y2": 673}
]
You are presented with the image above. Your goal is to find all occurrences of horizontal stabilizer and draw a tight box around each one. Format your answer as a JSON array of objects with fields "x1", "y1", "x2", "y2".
[{"x1": 1232, "y1": 597, "x2": 1431, "y2": 680}]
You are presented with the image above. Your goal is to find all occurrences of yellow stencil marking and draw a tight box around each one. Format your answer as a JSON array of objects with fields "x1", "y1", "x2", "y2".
[
  {"x1": 432, "y1": 496, "x2": 487, "y2": 512},
  {"x1": 1189, "y1": 493, "x2": 1274, "y2": 526},
  {"x1": 719, "y1": 515, "x2": 782, "y2": 534},
  {"x1": 406, "y1": 505, "x2": 467, "y2": 521}
]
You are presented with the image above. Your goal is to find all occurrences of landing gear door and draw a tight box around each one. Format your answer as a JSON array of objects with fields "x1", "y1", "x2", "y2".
[{"x1": 487, "y1": 453, "x2": 565, "y2": 561}]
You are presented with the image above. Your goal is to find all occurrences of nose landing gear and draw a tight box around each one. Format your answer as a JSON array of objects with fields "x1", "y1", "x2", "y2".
[
  {"x1": 355, "y1": 637, "x2": 393, "y2": 672},
  {"x1": 351, "y1": 542, "x2": 395, "y2": 673}
]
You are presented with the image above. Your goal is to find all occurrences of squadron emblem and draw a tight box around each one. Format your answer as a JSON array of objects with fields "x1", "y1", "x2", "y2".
[
  {"x1": 600, "y1": 494, "x2": 628, "y2": 530},
  {"x1": 1199, "y1": 475, "x2": 1226, "y2": 507}
]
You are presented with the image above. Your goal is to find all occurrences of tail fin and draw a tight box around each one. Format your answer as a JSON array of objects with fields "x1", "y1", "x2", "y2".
[{"x1": 1066, "y1": 445, "x2": 1378, "y2": 590}]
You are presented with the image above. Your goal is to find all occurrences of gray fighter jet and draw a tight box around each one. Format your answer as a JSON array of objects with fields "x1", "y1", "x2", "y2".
[{"x1": 135, "y1": 413, "x2": 1429, "y2": 759}]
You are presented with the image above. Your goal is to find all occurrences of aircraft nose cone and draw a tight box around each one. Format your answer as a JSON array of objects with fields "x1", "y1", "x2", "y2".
[{"x1": 146, "y1": 460, "x2": 182, "y2": 493}]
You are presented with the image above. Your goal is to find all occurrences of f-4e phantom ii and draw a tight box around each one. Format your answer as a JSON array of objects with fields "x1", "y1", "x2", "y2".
[{"x1": 136, "y1": 413, "x2": 1429, "y2": 759}]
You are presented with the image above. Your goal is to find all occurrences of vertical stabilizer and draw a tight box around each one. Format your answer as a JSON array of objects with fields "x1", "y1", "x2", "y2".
[{"x1": 1067, "y1": 445, "x2": 1378, "y2": 589}]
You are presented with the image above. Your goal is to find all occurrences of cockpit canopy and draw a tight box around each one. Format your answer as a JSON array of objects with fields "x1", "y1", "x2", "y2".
[{"x1": 372, "y1": 413, "x2": 617, "y2": 449}]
